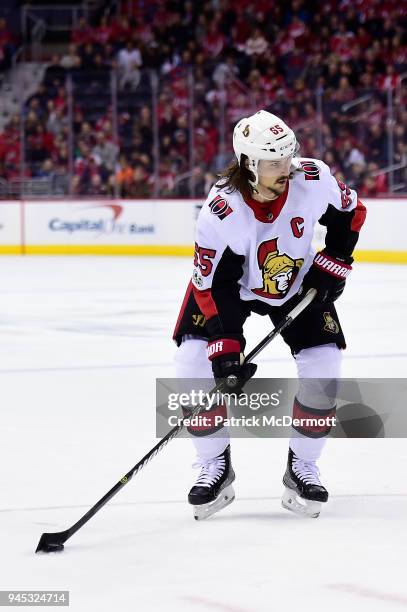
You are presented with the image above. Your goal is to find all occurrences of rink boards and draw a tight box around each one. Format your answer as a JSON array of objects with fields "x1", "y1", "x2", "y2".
[{"x1": 0, "y1": 197, "x2": 405, "y2": 263}]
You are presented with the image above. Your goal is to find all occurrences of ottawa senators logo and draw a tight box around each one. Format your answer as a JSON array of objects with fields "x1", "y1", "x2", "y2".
[
  {"x1": 208, "y1": 195, "x2": 233, "y2": 220},
  {"x1": 323, "y1": 312, "x2": 339, "y2": 334},
  {"x1": 251, "y1": 238, "x2": 304, "y2": 299},
  {"x1": 300, "y1": 160, "x2": 320, "y2": 180}
]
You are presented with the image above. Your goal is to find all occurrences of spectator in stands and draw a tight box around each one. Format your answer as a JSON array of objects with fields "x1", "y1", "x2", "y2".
[
  {"x1": 0, "y1": 18, "x2": 15, "y2": 73},
  {"x1": 43, "y1": 55, "x2": 66, "y2": 88},
  {"x1": 53, "y1": 163, "x2": 69, "y2": 195},
  {"x1": 103, "y1": 43, "x2": 116, "y2": 65},
  {"x1": 60, "y1": 44, "x2": 79, "y2": 69},
  {"x1": 243, "y1": 27, "x2": 269, "y2": 57},
  {"x1": 46, "y1": 105, "x2": 68, "y2": 138},
  {"x1": 322, "y1": 150, "x2": 341, "y2": 176},
  {"x1": 71, "y1": 17, "x2": 93, "y2": 47},
  {"x1": 88, "y1": 173, "x2": 107, "y2": 195},
  {"x1": 212, "y1": 54, "x2": 240, "y2": 87},
  {"x1": 359, "y1": 174, "x2": 376, "y2": 197},
  {"x1": 70, "y1": 174, "x2": 82, "y2": 195},
  {"x1": 88, "y1": 53, "x2": 110, "y2": 92},
  {"x1": 37, "y1": 158, "x2": 55, "y2": 180},
  {"x1": 53, "y1": 86, "x2": 67, "y2": 113},
  {"x1": 26, "y1": 125, "x2": 53, "y2": 168},
  {"x1": 127, "y1": 164, "x2": 151, "y2": 197},
  {"x1": 117, "y1": 40, "x2": 142, "y2": 91},
  {"x1": 202, "y1": 22, "x2": 226, "y2": 58},
  {"x1": 74, "y1": 146, "x2": 103, "y2": 194},
  {"x1": 136, "y1": 105, "x2": 153, "y2": 150},
  {"x1": 156, "y1": 160, "x2": 175, "y2": 196},
  {"x1": 365, "y1": 162, "x2": 388, "y2": 194},
  {"x1": 367, "y1": 124, "x2": 388, "y2": 166},
  {"x1": 54, "y1": 140, "x2": 69, "y2": 167},
  {"x1": 92, "y1": 132, "x2": 118, "y2": 175},
  {"x1": 115, "y1": 154, "x2": 135, "y2": 197},
  {"x1": 112, "y1": 15, "x2": 132, "y2": 48},
  {"x1": 80, "y1": 42, "x2": 97, "y2": 71},
  {"x1": 93, "y1": 16, "x2": 112, "y2": 47},
  {"x1": 26, "y1": 96, "x2": 46, "y2": 122},
  {"x1": 74, "y1": 126, "x2": 90, "y2": 152}
]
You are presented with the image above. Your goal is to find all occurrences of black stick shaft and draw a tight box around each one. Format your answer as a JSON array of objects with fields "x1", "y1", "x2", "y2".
[
  {"x1": 36, "y1": 289, "x2": 315, "y2": 549},
  {"x1": 244, "y1": 289, "x2": 316, "y2": 364},
  {"x1": 63, "y1": 419, "x2": 188, "y2": 540}
]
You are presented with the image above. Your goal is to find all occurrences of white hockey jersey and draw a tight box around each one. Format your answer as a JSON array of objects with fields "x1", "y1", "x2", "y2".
[{"x1": 191, "y1": 158, "x2": 366, "y2": 316}]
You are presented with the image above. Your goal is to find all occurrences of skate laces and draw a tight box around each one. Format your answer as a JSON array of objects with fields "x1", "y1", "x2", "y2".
[
  {"x1": 292, "y1": 455, "x2": 321, "y2": 486},
  {"x1": 192, "y1": 456, "x2": 226, "y2": 488}
]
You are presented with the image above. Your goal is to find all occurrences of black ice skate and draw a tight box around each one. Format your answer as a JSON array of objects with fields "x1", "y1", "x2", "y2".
[
  {"x1": 188, "y1": 445, "x2": 235, "y2": 520},
  {"x1": 282, "y1": 448, "x2": 328, "y2": 518}
]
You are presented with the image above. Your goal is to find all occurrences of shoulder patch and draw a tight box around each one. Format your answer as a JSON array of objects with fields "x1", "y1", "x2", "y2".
[
  {"x1": 300, "y1": 161, "x2": 320, "y2": 180},
  {"x1": 208, "y1": 195, "x2": 233, "y2": 220}
]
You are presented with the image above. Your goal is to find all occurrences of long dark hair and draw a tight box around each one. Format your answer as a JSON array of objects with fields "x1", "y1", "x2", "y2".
[{"x1": 216, "y1": 154, "x2": 254, "y2": 199}]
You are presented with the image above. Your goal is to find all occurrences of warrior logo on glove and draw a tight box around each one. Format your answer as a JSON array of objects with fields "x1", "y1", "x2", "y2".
[{"x1": 252, "y1": 238, "x2": 303, "y2": 299}]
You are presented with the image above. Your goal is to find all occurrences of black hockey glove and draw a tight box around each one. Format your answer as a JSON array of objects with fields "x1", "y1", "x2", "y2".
[
  {"x1": 301, "y1": 249, "x2": 353, "y2": 304},
  {"x1": 207, "y1": 337, "x2": 257, "y2": 393}
]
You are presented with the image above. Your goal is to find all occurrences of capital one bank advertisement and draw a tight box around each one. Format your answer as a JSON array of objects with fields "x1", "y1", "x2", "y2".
[{"x1": 24, "y1": 200, "x2": 198, "y2": 253}]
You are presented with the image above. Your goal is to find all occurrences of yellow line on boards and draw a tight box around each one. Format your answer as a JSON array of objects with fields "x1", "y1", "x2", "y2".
[
  {"x1": 0, "y1": 246, "x2": 23, "y2": 254},
  {"x1": 354, "y1": 250, "x2": 407, "y2": 264},
  {"x1": 23, "y1": 245, "x2": 194, "y2": 256},
  {"x1": 1, "y1": 246, "x2": 407, "y2": 263}
]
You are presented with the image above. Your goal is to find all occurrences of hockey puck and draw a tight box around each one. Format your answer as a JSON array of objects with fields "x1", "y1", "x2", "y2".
[
  {"x1": 38, "y1": 542, "x2": 64, "y2": 553},
  {"x1": 47, "y1": 542, "x2": 64, "y2": 552},
  {"x1": 35, "y1": 534, "x2": 65, "y2": 554}
]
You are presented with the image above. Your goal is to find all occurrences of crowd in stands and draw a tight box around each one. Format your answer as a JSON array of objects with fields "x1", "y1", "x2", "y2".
[
  {"x1": 0, "y1": 17, "x2": 17, "y2": 74},
  {"x1": 0, "y1": 0, "x2": 406, "y2": 197}
]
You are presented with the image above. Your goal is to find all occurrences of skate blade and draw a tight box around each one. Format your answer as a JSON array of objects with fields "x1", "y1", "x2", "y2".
[
  {"x1": 193, "y1": 484, "x2": 235, "y2": 521},
  {"x1": 281, "y1": 487, "x2": 321, "y2": 518}
]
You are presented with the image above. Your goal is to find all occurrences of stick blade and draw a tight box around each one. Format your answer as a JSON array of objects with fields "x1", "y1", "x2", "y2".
[{"x1": 35, "y1": 530, "x2": 69, "y2": 553}]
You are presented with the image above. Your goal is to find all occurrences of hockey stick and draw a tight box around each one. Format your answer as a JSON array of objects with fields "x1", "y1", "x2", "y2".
[{"x1": 35, "y1": 289, "x2": 316, "y2": 553}]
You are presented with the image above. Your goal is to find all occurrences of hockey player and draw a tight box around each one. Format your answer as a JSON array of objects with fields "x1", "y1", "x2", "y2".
[{"x1": 173, "y1": 110, "x2": 366, "y2": 520}]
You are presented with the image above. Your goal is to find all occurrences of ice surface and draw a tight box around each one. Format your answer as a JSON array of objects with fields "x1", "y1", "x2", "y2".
[{"x1": 1, "y1": 257, "x2": 407, "y2": 611}]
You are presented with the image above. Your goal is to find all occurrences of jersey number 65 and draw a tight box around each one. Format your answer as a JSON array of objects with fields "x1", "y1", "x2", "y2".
[{"x1": 194, "y1": 243, "x2": 216, "y2": 277}]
